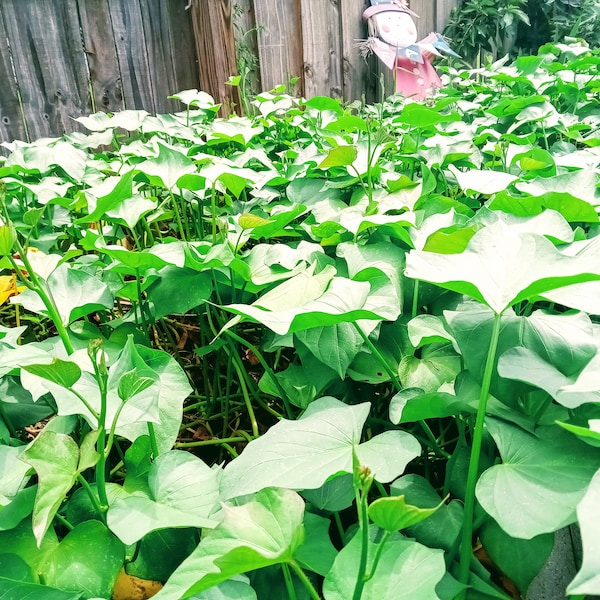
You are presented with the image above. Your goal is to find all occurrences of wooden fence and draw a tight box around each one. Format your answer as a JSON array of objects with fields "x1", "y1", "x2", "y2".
[{"x1": 0, "y1": 0, "x2": 458, "y2": 145}]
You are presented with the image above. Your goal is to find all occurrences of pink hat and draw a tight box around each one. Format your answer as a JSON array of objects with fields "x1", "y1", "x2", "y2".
[{"x1": 362, "y1": 1, "x2": 418, "y2": 20}]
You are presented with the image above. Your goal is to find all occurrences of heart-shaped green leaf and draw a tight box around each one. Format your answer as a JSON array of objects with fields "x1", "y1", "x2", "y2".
[
  {"x1": 476, "y1": 419, "x2": 600, "y2": 538},
  {"x1": 406, "y1": 221, "x2": 600, "y2": 314},
  {"x1": 220, "y1": 397, "x2": 420, "y2": 500},
  {"x1": 40, "y1": 520, "x2": 124, "y2": 598},
  {"x1": 150, "y1": 488, "x2": 305, "y2": 600},
  {"x1": 567, "y1": 468, "x2": 600, "y2": 595},
  {"x1": 323, "y1": 528, "x2": 445, "y2": 600},
  {"x1": 108, "y1": 451, "x2": 219, "y2": 545}
]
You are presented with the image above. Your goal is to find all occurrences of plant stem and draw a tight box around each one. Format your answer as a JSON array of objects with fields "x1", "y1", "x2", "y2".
[
  {"x1": 352, "y1": 321, "x2": 449, "y2": 458},
  {"x1": 288, "y1": 560, "x2": 321, "y2": 600},
  {"x1": 353, "y1": 483, "x2": 371, "y2": 600},
  {"x1": 8, "y1": 251, "x2": 74, "y2": 355},
  {"x1": 76, "y1": 474, "x2": 106, "y2": 522},
  {"x1": 174, "y1": 436, "x2": 247, "y2": 448},
  {"x1": 411, "y1": 280, "x2": 420, "y2": 318},
  {"x1": 281, "y1": 563, "x2": 298, "y2": 600},
  {"x1": 364, "y1": 530, "x2": 391, "y2": 582},
  {"x1": 457, "y1": 310, "x2": 503, "y2": 594},
  {"x1": 224, "y1": 329, "x2": 293, "y2": 418}
]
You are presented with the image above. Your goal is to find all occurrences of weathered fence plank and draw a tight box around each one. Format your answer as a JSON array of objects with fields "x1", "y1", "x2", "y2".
[
  {"x1": 301, "y1": 0, "x2": 343, "y2": 99},
  {"x1": 106, "y1": 0, "x2": 156, "y2": 112},
  {"x1": 1, "y1": 0, "x2": 91, "y2": 141},
  {"x1": 253, "y1": 0, "x2": 304, "y2": 94},
  {"x1": 437, "y1": 0, "x2": 457, "y2": 32},
  {"x1": 411, "y1": 0, "x2": 437, "y2": 37},
  {"x1": 0, "y1": 11, "x2": 27, "y2": 144},
  {"x1": 340, "y1": 0, "x2": 378, "y2": 103},
  {"x1": 190, "y1": 0, "x2": 240, "y2": 115},
  {"x1": 77, "y1": 0, "x2": 125, "y2": 115},
  {"x1": 140, "y1": 0, "x2": 199, "y2": 114}
]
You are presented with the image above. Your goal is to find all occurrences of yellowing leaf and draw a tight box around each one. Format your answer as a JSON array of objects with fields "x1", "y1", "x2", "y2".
[{"x1": 0, "y1": 274, "x2": 25, "y2": 305}]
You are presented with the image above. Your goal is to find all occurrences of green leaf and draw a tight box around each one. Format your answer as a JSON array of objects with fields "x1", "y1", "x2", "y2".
[
  {"x1": 480, "y1": 519, "x2": 553, "y2": 595},
  {"x1": 395, "y1": 104, "x2": 460, "y2": 127},
  {"x1": 398, "y1": 343, "x2": 461, "y2": 393},
  {"x1": 476, "y1": 419, "x2": 600, "y2": 539},
  {"x1": 117, "y1": 370, "x2": 155, "y2": 402},
  {"x1": 0, "y1": 445, "x2": 31, "y2": 504},
  {"x1": 295, "y1": 323, "x2": 363, "y2": 379},
  {"x1": 125, "y1": 528, "x2": 199, "y2": 582},
  {"x1": 40, "y1": 520, "x2": 124, "y2": 598},
  {"x1": 146, "y1": 267, "x2": 212, "y2": 320},
  {"x1": 498, "y1": 346, "x2": 600, "y2": 408},
  {"x1": 406, "y1": 221, "x2": 600, "y2": 314},
  {"x1": 151, "y1": 488, "x2": 305, "y2": 600},
  {"x1": 0, "y1": 578, "x2": 84, "y2": 599},
  {"x1": 294, "y1": 512, "x2": 338, "y2": 576},
  {"x1": 117, "y1": 344, "x2": 192, "y2": 453},
  {"x1": 318, "y1": 146, "x2": 357, "y2": 169},
  {"x1": 220, "y1": 397, "x2": 420, "y2": 500},
  {"x1": 448, "y1": 165, "x2": 518, "y2": 195},
  {"x1": 488, "y1": 191, "x2": 598, "y2": 224},
  {"x1": 20, "y1": 431, "x2": 80, "y2": 544},
  {"x1": 0, "y1": 552, "x2": 34, "y2": 582},
  {"x1": 0, "y1": 225, "x2": 17, "y2": 256},
  {"x1": 222, "y1": 265, "x2": 386, "y2": 336},
  {"x1": 389, "y1": 388, "x2": 469, "y2": 424},
  {"x1": 368, "y1": 495, "x2": 442, "y2": 532},
  {"x1": 0, "y1": 517, "x2": 58, "y2": 575},
  {"x1": 14, "y1": 265, "x2": 114, "y2": 326},
  {"x1": 446, "y1": 304, "x2": 596, "y2": 402},
  {"x1": 323, "y1": 529, "x2": 446, "y2": 600},
  {"x1": 22, "y1": 359, "x2": 81, "y2": 389},
  {"x1": 107, "y1": 451, "x2": 220, "y2": 544},
  {"x1": 0, "y1": 486, "x2": 37, "y2": 531},
  {"x1": 301, "y1": 474, "x2": 355, "y2": 512},
  {"x1": 76, "y1": 170, "x2": 136, "y2": 224},
  {"x1": 567, "y1": 468, "x2": 600, "y2": 595},
  {"x1": 390, "y1": 475, "x2": 463, "y2": 552},
  {"x1": 138, "y1": 142, "x2": 196, "y2": 190}
]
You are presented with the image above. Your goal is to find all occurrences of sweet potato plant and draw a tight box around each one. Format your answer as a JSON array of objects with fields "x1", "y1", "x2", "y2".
[{"x1": 0, "y1": 41, "x2": 599, "y2": 600}]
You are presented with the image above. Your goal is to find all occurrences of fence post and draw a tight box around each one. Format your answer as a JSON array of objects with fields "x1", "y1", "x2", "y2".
[{"x1": 189, "y1": 0, "x2": 240, "y2": 115}]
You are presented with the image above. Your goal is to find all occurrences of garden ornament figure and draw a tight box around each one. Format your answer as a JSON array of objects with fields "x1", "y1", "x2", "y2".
[{"x1": 360, "y1": 0, "x2": 458, "y2": 100}]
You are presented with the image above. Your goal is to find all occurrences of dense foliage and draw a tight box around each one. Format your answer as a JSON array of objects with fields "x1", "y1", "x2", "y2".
[
  {"x1": 444, "y1": 0, "x2": 600, "y2": 65},
  {"x1": 0, "y1": 42, "x2": 600, "y2": 600}
]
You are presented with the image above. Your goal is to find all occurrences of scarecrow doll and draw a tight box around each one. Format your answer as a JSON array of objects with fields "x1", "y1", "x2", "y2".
[{"x1": 360, "y1": 0, "x2": 458, "y2": 100}]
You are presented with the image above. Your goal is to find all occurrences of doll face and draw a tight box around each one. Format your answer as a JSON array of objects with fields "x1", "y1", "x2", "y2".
[{"x1": 373, "y1": 11, "x2": 417, "y2": 47}]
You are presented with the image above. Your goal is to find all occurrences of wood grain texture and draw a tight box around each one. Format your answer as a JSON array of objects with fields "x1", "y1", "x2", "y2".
[
  {"x1": 165, "y1": 0, "x2": 200, "y2": 100},
  {"x1": 340, "y1": 0, "x2": 377, "y2": 103},
  {"x1": 253, "y1": 0, "x2": 304, "y2": 95},
  {"x1": 140, "y1": 0, "x2": 198, "y2": 114},
  {"x1": 106, "y1": 0, "x2": 156, "y2": 111},
  {"x1": 0, "y1": 10, "x2": 27, "y2": 144},
  {"x1": 77, "y1": 0, "x2": 125, "y2": 114},
  {"x1": 436, "y1": 0, "x2": 458, "y2": 31},
  {"x1": 190, "y1": 0, "x2": 240, "y2": 115},
  {"x1": 301, "y1": 0, "x2": 343, "y2": 99},
  {"x1": 410, "y1": 0, "x2": 437, "y2": 37},
  {"x1": 1, "y1": 0, "x2": 91, "y2": 140}
]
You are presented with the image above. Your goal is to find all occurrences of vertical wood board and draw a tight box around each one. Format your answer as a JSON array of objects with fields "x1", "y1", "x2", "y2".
[
  {"x1": 0, "y1": 10, "x2": 27, "y2": 144},
  {"x1": 436, "y1": 0, "x2": 458, "y2": 31},
  {"x1": 301, "y1": 0, "x2": 343, "y2": 99},
  {"x1": 106, "y1": 0, "x2": 156, "y2": 111},
  {"x1": 340, "y1": 0, "x2": 377, "y2": 103},
  {"x1": 1, "y1": 0, "x2": 91, "y2": 140},
  {"x1": 253, "y1": 0, "x2": 304, "y2": 94},
  {"x1": 190, "y1": 0, "x2": 240, "y2": 115},
  {"x1": 410, "y1": 0, "x2": 437, "y2": 37},
  {"x1": 77, "y1": 0, "x2": 125, "y2": 115}
]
